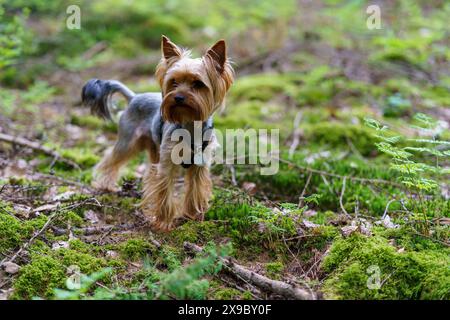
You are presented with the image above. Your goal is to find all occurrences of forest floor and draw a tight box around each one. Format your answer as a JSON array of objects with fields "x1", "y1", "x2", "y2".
[{"x1": 0, "y1": 0, "x2": 449, "y2": 300}]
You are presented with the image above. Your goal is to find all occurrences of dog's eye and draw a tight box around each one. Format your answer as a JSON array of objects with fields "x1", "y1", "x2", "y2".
[
  {"x1": 171, "y1": 79, "x2": 178, "y2": 87},
  {"x1": 192, "y1": 80, "x2": 205, "y2": 89}
]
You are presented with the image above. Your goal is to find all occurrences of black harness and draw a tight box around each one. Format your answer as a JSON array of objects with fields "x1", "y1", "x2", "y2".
[{"x1": 158, "y1": 117, "x2": 214, "y2": 168}]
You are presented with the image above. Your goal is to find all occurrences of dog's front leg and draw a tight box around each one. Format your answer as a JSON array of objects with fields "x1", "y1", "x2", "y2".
[
  {"x1": 141, "y1": 141, "x2": 180, "y2": 231},
  {"x1": 183, "y1": 165, "x2": 212, "y2": 221}
]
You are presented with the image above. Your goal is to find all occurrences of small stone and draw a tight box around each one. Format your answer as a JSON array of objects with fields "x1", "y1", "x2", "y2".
[
  {"x1": 3, "y1": 262, "x2": 20, "y2": 274},
  {"x1": 381, "y1": 215, "x2": 399, "y2": 229},
  {"x1": 106, "y1": 250, "x2": 118, "y2": 258},
  {"x1": 302, "y1": 219, "x2": 320, "y2": 229},
  {"x1": 341, "y1": 225, "x2": 358, "y2": 237},
  {"x1": 0, "y1": 289, "x2": 14, "y2": 300},
  {"x1": 84, "y1": 210, "x2": 99, "y2": 224},
  {"x1": 52, "y1": 241, "x2": 69, "y2": 250},
  {"x1": 303, "y1": 209, "x2": 317, "y2": 217}
]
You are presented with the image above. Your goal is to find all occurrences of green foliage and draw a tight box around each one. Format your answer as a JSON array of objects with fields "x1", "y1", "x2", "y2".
[
  {"x1": 265, "y1": 262, "x2": 284, "y2": 280},
  {"x1": 0, "y1": 5, "x2": 36, "y2": 86},
  {"x1": 365, "y1": 115, "x2": 448, "y2": 192},
  {"x1": 12, "y1": 245, "x2": 107, "y2": 299},
  {"x1": 119, "y1": 239, "x2": 155, "y2": 260},
  {"x1": 53, "y1": 243, "x2": 232, "y2": 300}
]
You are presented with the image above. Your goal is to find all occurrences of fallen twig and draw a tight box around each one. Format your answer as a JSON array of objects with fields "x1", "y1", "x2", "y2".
[
  {"x1": 184, "y1": 242, "x2": 316, "y2": 300},
  {"x1": 298, "y1": 172, "x2": 312, "y2": 207},
  {"x1": 339, "y1": 176, "x2": 351, "y2": 218},
  {"x1": 288, "y1": 111, "x2": 303, "y2": 159},
  {"x1": 227, "y1": 164, "x2": 238, "y2": 186},
  {"x1": 276, "y1": 157, "x2": 402, "y2": 187},
  {"x1": 0, "y1": 133, "x2": 80, "y2": 169},
  {"x1": 51, "y1": 222, "x2": 138, "y2": 236},
  {"x1": 382, "y1": 198, "x2": 398, "y2": 219}
]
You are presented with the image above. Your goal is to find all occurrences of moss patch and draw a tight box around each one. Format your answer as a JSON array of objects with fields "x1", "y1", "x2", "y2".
[{"x1": 321, "y1": 234, "x2": 450, "y2": 299}]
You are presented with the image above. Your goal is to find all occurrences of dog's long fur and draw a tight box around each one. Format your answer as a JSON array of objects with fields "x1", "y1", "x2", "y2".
[{"x1": 81, "y1": 36, "x2": 234, "y2": 231}]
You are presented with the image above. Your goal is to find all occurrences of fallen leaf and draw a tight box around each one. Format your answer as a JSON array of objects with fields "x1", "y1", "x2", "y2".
[
  {"x1": 242, "y1": 182, "x2": 257, "y2": 195},
  {"x1": 32, "y1": 202, "x2": 60, "y2": 213}
]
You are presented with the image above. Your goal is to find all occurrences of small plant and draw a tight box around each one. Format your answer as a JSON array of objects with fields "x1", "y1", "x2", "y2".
[
  {"x1": 365, "y1": 113, "x2": 449, "y2": 233},
  {"x1": 53, "y1": 243, "x2": 232, "y2": 300}
]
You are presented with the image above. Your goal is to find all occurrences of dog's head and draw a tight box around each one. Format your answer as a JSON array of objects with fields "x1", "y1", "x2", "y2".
[{"x1": 156, "y1": 36, "x2": 234, "y2": 124}]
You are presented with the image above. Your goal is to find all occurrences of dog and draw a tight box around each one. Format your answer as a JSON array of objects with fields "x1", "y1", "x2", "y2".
[{"x1": 81, "y1": 36, "x2": 234, "y2": 231}]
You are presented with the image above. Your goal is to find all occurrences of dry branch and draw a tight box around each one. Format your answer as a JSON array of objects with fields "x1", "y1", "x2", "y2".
[
  {"x1": 288, "y1": 111, "x2": 303, "y2": 159},
  {"x1": 51, "y1": 223, "x2": 138, "y2": 236},
  {"x1": 0, "y1": 133, "x2": 80, "y2": 169},
  {"x1": 184, "y1": 242, "x2": 316, "y2": 300}
]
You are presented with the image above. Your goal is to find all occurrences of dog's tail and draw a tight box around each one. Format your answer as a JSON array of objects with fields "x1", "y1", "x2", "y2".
[{"x1": 81, "y1": 79, "x2": 135, "y2": 121}]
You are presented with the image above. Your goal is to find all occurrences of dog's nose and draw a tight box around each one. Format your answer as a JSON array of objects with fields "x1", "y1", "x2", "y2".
[{"x1": 174, "y1": 94, "x2": 185, "y2": 104}]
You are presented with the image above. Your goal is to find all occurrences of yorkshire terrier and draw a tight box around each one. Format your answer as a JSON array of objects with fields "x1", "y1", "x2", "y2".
[{"x1": 81, "y1": 36, "x2": 234, "y2": 231}]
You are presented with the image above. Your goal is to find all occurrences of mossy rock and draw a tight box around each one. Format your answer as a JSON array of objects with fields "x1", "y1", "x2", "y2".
[
  {"x1": 321, "y1": 233, "x2": 450, "y2": 299},
  {"x1": 12, "y1": 246, "x2": 107, "y2": 300}
]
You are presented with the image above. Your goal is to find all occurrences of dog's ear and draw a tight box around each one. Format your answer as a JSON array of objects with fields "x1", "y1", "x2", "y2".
[
  {"x1": 206, "y1": 40, "x2": 227, "y2": 73},
  {"x1": 161, "y1": 35, "x2": 181, "y2": 60}
]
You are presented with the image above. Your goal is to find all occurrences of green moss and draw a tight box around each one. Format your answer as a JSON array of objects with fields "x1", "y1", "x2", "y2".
[
  {"x1": 12, "y1": 255, "x2": 66, "y2": 300},
  {"x1": 96, "y1": 194, "x2": 139, "y2": 215},
  {"x1": 70, "y1": 114, "x2": 117, "y2": 132},
  {"x1": 303, "y1": 122, "x2": 377, "y2": 156},
  {"x1": 59, "y1": 211, "x2": 85, "y2": 227},
  {"x1": 265, "y1": 262, "x2": 284, "y2": 280},
  {"x1": 0, "y1": 207, "x2": 51, "y2": 256},
  {"x1": 119, "y1": 238, "x2": 155, "y2": 260},
  {"x1": 0, "y1": 212, "x2": 30, "y2": 255},
  {"x1": 230, "y1": 73, "x2": 299, "y2": 102},
  {"x1": 158, "y1": 245, "x2": 183, "y2": 271},
  {"x1": 212, "y1": 287, "x2": 242, "y2": 300},
  {"x1": 169, "y1": 221, "x2": 220, "y2": 246},
  {"x1": 322, "y1": 234, "x2": 450, "y2": 299},
  {"x1": 12, "y1": 247, "x2": 107, "y2": 300},
  {"x1": 59, "y1": 148, "x2": 99, "y2": 167}
]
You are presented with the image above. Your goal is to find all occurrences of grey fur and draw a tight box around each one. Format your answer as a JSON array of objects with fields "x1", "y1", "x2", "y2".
[
  {"x1": 82, "y1": 79, "x2": 136, "y2": 120},
  {"x1": 81, "y1": 79, "x2": 213, "y2": 166}
]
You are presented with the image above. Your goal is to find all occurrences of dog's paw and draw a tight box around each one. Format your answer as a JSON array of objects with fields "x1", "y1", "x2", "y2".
[
  {"x1": 92, "y1": 180, "x2": 120, "y2": 193},
  {"x1": 151, "y1": 218, "x2": 175, "y2": 233}
]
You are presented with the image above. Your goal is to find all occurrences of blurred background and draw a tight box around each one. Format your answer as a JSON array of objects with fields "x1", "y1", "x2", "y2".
[{"x1": 1, "y1": 0, "x2": 448, "y2": 185}]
